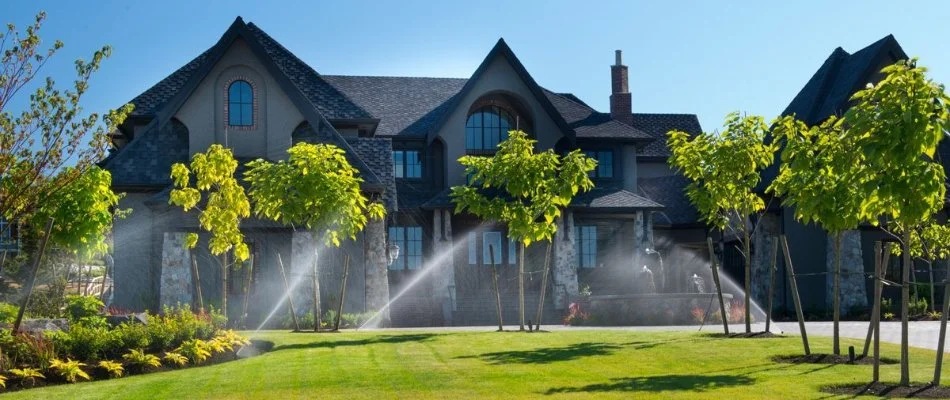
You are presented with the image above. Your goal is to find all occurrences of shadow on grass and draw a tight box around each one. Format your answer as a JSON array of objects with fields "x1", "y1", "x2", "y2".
[
  {"x1": 543, "y1": 374, "x2": 756, "y2": 394},
  {"x1": 272, "y1": 333, "x2": 437, "y2": 351},
  {"x1": 456, "y1": 342, "x2": 623, "y2": 364}
]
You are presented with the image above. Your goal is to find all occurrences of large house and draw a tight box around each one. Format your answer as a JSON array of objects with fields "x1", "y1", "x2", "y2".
[{"x1": 103, "y1": 17, "x2": 704, "y2": 326}]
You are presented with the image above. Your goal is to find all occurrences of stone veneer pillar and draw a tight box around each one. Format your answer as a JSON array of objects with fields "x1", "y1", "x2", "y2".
[
  {"x1": 431, "y1": 209, "x2": 456, "y2": 325},
  {"x1": 160, "y1": 232, "x2": 192, "y2": 308},
  {"x1": 291, "y1": 231, "x2": 317, "y2": 317},
  {"x1": 827, "y1": 230, "x2": 867, "y2": 313},
  {"x1": 364, "y1": 217, "x2": 391, "y2": 325},
  {"x1": 751, "y1": 213, "x2": 781, "y2": 305},
  {"x1": 644, "y1": 212, "x2": 654, "y2": 249},
  {"x1": 553, "y1": 211, "x2": 579, "y2": 310}
]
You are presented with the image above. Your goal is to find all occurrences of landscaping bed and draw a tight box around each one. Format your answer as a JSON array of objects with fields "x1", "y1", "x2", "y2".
[{"x1": 823, "y1": 382, "x2": 950, "y2": 398}]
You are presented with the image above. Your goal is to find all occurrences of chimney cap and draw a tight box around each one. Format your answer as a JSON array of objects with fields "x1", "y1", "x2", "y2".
[{"x1": 615, "y1": 50, "x2": 622, "y2": 66}]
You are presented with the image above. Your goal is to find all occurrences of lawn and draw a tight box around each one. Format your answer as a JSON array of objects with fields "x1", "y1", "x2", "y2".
[{"x1": 3, "y1": 329, "x2": 947, "y2": 399}]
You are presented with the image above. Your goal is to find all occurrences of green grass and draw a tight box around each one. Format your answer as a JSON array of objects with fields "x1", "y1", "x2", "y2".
[{"x1": 4, "y1": 329, "x2": 948, "y2": 399}]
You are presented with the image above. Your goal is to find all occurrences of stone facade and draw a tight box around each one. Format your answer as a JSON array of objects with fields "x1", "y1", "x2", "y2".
[
  {"x1": 364, "y1": 217, "x2": 391, "y2": 324},
  {"x1": 430, "y1": 209, "x2": 456, "y2": 324},
  {"x1": 826, "y1": 230, "x2": 867, "y2": 313},
  {"x1": 160, "y1": 232, "x2": 192, "y2": 308},
  {"x1": 291, "y1": 231, "x2": 317, "y2": 317},
  {"x1": 553, "y1": 211, "x2": 579, "y2": 310},
  {"x1": 751, "y1": 213, "x2": 781, "y2": 306}
]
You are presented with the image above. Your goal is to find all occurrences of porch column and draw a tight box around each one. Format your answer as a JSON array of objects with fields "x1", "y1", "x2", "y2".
[
  {"x1": 751, "y1": 213, "x2": 780, "y2": 305},
  {"x1": 431, "y1": 209, "x2": 457, "y2": 325},
  {"x1": 291, "y1": 231, "x2": 317, "y2": 317},
  {"x1": 553, "y1": 211, "x2": 579, "y2": 310},
  {"x1": 644, "y1": 212, "x2": 654, "y2": 248},
  {"x1": 827, "y1": 230, "x2": 867, "y2": 313},
  {"x1": 634, "y1": 211, "x2": 645, "y2": 253},
  {"x1": 160, "y1": 232, "x2": 192, "y2": 308},
  {"x1": 364, "y1": 217, "x2": 391, "y2": 325}
]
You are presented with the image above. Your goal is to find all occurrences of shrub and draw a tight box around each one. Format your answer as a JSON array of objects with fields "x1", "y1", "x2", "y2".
[
  {"x1": 690, "y1": 306, "x2": 706, "y2": 324},
  {"x1": 909, "y1": 297, "x2": 928, "y2": 317},
  {"x1": 24, "y1": 281, "x2": 66, "y2": 319},
  {"x1": 928, "y1": 310, "x2": 943, "y2": 320},
  {"x1": 162, "y1": 352, "x2": 188, "y2": 367},
  {"x1": 207, "y1": 337, "x2": 232, "y2": 354},
  {"x1": 5, "y1": 332, "x2": 57, "y2": 369},
  {"x1": 562, "y1": 303, "x2": 590, "y2": 326},
  {"x1": 122, "y1": 349, "x2": 160, "y2": 370},
  {"x1": 727, "y1": 300, "x2": 749, "y2": 324},
  {"x1": 214, "y1": 330, "x2": 250, "y2": 348},
  {"x1": 49, "y1": 359, "x2": 90, "y2": 383},
  {"x1": 9, "y1": 367, "x2": 44, "y2": 386},
  {"x1": 97, "y1": 360, "x2": 124, "y2": 378},
  {"x1": 881, "y1": 298, "x2": 893, "y2": 314},
  {"x1": 0, "y1": 374, "x2": 5, "y2": 389},
  {"x1": 176, "y1": 339, "x2": 211, "y2": 364},
  {"x1": 884, "y1": 312, "x2": 896, "y2": 320},
  {"x1": 47, "y1": 324, "x2": 109, "y2": 361},
  {"x1": 64, "y1": 295, "x2": 105, "y2": 326},
  {"x1": 107, "y1": 322, "x2": 151, "y2": 358},
  {"x1": 0, "y1": 302, "x2": 18, "y2": 325}
]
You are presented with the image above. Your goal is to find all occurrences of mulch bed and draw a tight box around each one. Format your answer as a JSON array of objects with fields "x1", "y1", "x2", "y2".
[
  {"x1": 2, "y1": 340, "x2": 273, "y2": 393},
  {"x1": 773, "y1": 353, "x2": 899, "y2": 365},
  {"x1": 823, "y1": 382, "x2": 950, "y2": 398},
  {"x1": 706, "y1": 331, "x2": 784, "y2": 339}
]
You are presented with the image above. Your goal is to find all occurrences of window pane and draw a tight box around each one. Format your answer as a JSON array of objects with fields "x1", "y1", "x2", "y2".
[
  {"x1": 229, "y1": 83, "x2": 242, "y2": 102},
  {"x1": 468, "y1": 232, "x2": 477, "y2": 265},
  {"x1": 393, "y1": 151, "x2": 404, "y2": 178},
  {"x1": 599, "y1": 151, "x2": 613, "y2": 178},
  {"x1": 228, "y1": 104, "x2": 242, "y2": 126},
  {"x1": 241, "y1": 82, "x2": 252, "y2": 103},
  {"x1": 508, "y1": 237, "x2": 517, "y2": 264},
  {"x1": 483, "y1": 231, "x2": 502, "y2": 265},
  {"x1": 407, "y1": 227, "x2": 423, "y2": 270},
  {"x1": 407, "y1": 151, "x2": 422, "y2": 178},
  {"x1": 241, "y1": 104, "x2": 253, "y2": 125}
]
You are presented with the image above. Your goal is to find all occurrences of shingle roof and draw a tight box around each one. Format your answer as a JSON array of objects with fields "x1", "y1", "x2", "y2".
[
  {"x1": 345, "y1": 137, "x2": 397, "y2": 210},
  {"x1": 543, "y1": 90, "x2": 654, "y2": 141},
  {"x1": 629, "y1": 113, "x2": 703, "y2": 158},
  {"x1": 638, "y1": 175, "x2": 700, "y2": 226},
  {"x1": 128, "y1": 49, "x2": 214, "y2": 117},
  {"x1": 322, "y1": 76, "x2": 467, "y2": 137},
  {"x1": 103, "y1": 119, "x2": 190, "y2": 186},
  {"x1": 569, "y1": 187, "x2": 663, "y2": 210}
]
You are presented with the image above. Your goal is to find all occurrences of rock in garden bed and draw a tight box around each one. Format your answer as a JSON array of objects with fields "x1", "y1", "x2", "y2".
[
  {"x1": 772, "y1": 353, "x2": 899, "y2": 365},
  {"x1": 823, "y1": 382, "x2": 950, "y2": 398}
]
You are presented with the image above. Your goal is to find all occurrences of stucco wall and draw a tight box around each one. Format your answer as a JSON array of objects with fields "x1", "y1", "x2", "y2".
[
  {"x1": 637, "y1": 161, "x2": 674, "y2": 179},
  {"x1": 113, "y1": 193, "x2": 156, "y2": 310},
  {"x1": 436, "y1": 55, "x2": 566, "y2": 187},
  {"x1": 175, "y1": 38, "x2": 302, "y2": 159},
  {"x1": 622, "y1": 145, "x2": 638, "y2": 191}
]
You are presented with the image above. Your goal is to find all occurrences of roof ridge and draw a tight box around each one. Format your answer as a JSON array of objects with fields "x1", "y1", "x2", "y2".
[
  {"x1": 323, "y1": 74, "x2": 469, "y2": 81},
  {"x1": 543, "y1": 88, "x2": 597, "y2": 112}
]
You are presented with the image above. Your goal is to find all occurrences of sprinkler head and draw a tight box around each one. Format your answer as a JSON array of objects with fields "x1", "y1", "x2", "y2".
[{"x1": 645, "y1": 248, "x2": 659, "y2": 255}]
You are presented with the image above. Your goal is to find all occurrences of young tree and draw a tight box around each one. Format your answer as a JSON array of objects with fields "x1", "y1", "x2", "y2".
[
  {"x1": 169, "y1": 144, "x2": 251, "y2": 322},
  {"x1": 769, "y1": 115, "x2": 868, "y2": 355},
  {"x1": 0, "y1": 12, "x2": 132, "y2": 225},
  {"x1": 451, "y1": 130, "x2": 596, "y2": 331},
  {"x1": 668, "y1": 113, "x2": 776, "y2": 334},
  {"x1": 244, "y1": 142, "x2": 385, "y2": 331},
  {"x1": 845, "y1": 59, "x2": 949, "y2": 386}
]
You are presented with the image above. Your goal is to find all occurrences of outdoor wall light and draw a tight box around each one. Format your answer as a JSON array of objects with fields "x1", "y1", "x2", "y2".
[{"x1": 387, "y1": 243, "x2": 400, "y2": 266}]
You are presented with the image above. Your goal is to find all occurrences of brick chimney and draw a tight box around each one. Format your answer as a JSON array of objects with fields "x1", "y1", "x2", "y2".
[{"x1": 610, "y1": 50, "x2": 633, "y2": 126}]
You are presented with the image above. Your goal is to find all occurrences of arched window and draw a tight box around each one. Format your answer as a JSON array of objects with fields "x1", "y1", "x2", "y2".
[
  {"x1": 228, "y1": 80, "x2": 253, "y2": 126},
  {"x1": 465, "y1": 105, "x2": 518, "y2": 153}
]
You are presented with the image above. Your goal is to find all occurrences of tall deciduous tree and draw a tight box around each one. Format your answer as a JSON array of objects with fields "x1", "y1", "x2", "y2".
[
  {"x1": 451, "y1": 130, "x2": 596, "y2": 331},
  {"x1": 0, "y1": 12, "x2": 132, "y2": 225},
  {"x1": 845, "y1": 58, "x2": 949, "y2": 386},
  {"x1": 244, "y1": 142, "x2": 385, "y2": 330},
  {"x1": 169, "y1": 144, "x2": 251, "y2": 322},
  {"x1": 668, "y1": 113, "x2": 776, "y2": 334},
  {"x1": 769, "y1": 115, "x2": 868, "y2": 355}
]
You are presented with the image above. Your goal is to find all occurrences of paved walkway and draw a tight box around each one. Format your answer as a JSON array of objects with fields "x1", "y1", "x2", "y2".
[{"x1": 359, "y1": 321, "x2": 948, "y2": 352}]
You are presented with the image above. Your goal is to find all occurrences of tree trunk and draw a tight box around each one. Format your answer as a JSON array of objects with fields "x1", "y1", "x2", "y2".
[
  {"x1": 312, "y1": 248, "x2": 321, "y2": 332},
  {"x1": 743, "y1": 228, "x2": 752, "y2": 334},
  {"x1": 766, "y1": 239, "x2": 778, "y2": 333},
  {"x1": 13, "y1": 218, "x2": 54, "y2": 332},
  {"x1": 335, "y1": 254, "x2": 350, "y2": 331},
  {"x1": 781, "y1": 234, "x2": 810, "y2": 355},
  {"x1": 191, "y1": 252, "x2": 204, "y2": 313},
  {"x1": 534, "y1": 241, "x2": 553, "y2": 332},
  {"x1": 872, "y1": 242, "x2": 885, "y2": 382},
  {"x1": 833, "y1": 232, "x2": 842, "y2": 355},
  {"x1": 276, "y1": 253, "x2": 300, "y2": 331},
  {"x1": 241, "y1": 254, "x2": 254, "y2": 328},
  {"x1": 929, "y1": 260, "x2": 936, "y2": 313},
  {"x1": 934, "y1": 257, "x2": 950, "y2": 385},
  {"x1": 221, "y1": 252, "x2": 229, "y2": 323},
  {"x1": 707, "y1": 237, "x2": 729, "y2": 335},
  {"x1": 900, "y1": 229, "x2": 911, "y2": 386},
  {"x1": 488, "y1": 244, "x2": 503, "y2": 331},
  {"x1": 518, "y1": 241, "x2": 526, "y2": 331}
]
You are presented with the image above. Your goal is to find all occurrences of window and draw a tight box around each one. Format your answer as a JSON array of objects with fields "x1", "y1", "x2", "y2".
[
  {"x1": 576, "y1": 225, "x2": 598, "y2": 268},
  {"x1": 393, "y1": 150, "x2": 422, "y2": 179},
  {"x1": 465, "y1": 105, "x2": 515, "y2": 153},
  {"x1": 467, "y1": 230, "x2": 506, "y2": 265},
  {"x1": 586, "y1": 151, "x2": 613, "y2": 178},
  {"x1": 389, "y1": 226, "x2": 423, "y2": 270},
  {"x1": 228, "y1": 80, "x2": 253, "y2": 126},
  {"x1": 508, "y1": 236, "x2": 517, "y2": 265}
]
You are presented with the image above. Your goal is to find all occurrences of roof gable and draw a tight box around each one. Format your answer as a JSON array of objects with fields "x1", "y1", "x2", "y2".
[{"x1": 425, "y1": 39, "x2": 576, "y2": 144}]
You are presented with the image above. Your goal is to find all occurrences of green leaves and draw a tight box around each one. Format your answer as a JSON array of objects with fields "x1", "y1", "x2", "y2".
[
  {"x1": 168, "y1": 144, "x2": 250, "y2": 262},
  {"x1": 667, "y1": 112, "x2": 775, "y2": 231},
  {"x1": 244, "y1": 142, "x2": 385, "y2": 247},
  {"x1": 450, "y1": 130, "x2": 596, "y2": 245}
]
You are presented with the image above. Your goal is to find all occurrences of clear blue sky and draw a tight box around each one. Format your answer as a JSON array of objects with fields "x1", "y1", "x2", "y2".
[{"x1": 2, "y1": 0, "x2": 948, "y2": 132}]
